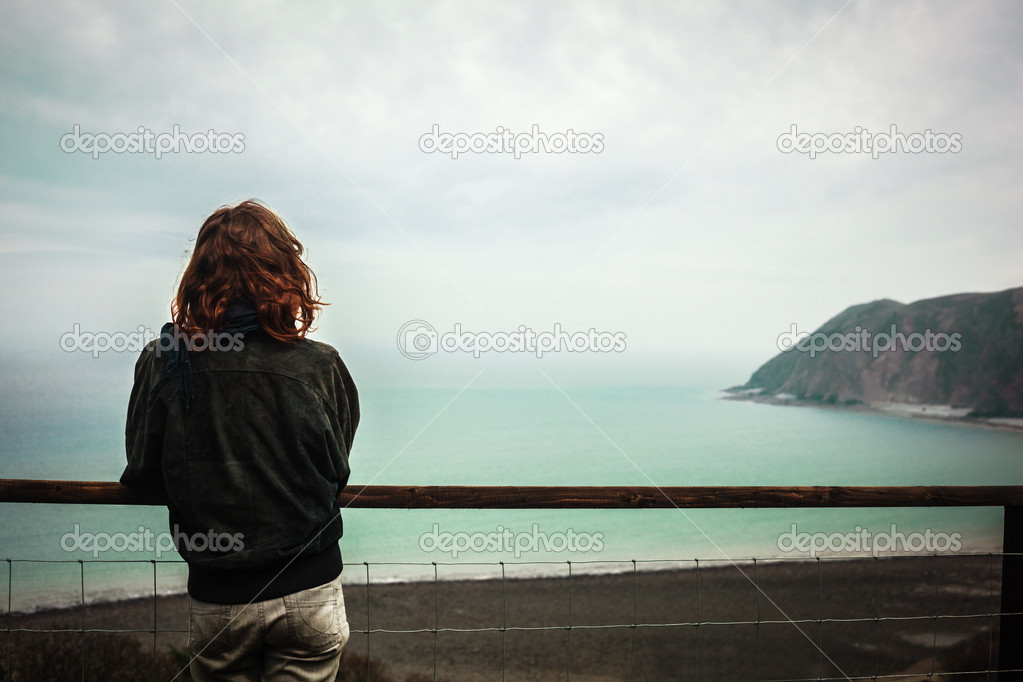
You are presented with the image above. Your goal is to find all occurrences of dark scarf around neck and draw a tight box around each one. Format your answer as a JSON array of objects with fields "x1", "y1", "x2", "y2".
[{"x1": 147, "y1": 300, "x2": 262, "y2": 409}]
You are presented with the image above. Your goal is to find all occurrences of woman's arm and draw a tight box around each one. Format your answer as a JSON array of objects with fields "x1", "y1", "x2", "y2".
[{"x1": 120, "y1": 345, "x2": 167, "y2": 492}]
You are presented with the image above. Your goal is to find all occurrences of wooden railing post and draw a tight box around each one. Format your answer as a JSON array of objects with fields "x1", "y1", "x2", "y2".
[{"x1": 1001, "y1": 505, "x2": 1022, "y2": 681}]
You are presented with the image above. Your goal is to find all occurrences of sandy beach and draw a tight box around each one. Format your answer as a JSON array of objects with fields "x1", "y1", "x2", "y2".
[
  {"x1": 722, "y1": 392, "x2": 1023, "y2": 434},
  {"x1": 4, "y1": 554, "x2": 1004, "y2": 681}
]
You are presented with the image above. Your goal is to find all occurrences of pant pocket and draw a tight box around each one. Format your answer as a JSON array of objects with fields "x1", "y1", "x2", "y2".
[
  {"x1": 284, "y1": 577, "x2": 343, "y2": 652},
  {"x1": 188, "y1": 600, "x2": 234, "y2": 658},
  {"x1": 337, "y1": 589, "x2": 350, "y2": 651}
]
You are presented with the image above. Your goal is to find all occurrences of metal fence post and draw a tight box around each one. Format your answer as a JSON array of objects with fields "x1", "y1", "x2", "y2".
[{"x1": 1000, "y1": 505, "x2": 1022, "y2": 681}]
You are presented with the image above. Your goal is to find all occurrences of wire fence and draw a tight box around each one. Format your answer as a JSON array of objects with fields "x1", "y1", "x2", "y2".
[
  {"x1": 1, "y1": 552, "x2": 1020, "y2": 681},
  {"x1": 1, "y1": 482, "x2": 1021, "y2": 681}
]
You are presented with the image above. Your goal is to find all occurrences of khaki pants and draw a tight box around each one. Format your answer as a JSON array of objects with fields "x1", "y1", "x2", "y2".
[{"x1": 187, "y1": 572, "x2": 349, "y2": 682}]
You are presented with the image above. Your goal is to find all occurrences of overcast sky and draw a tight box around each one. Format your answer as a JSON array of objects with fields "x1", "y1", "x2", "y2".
[{"x1": 1, "y1": 0, "x2": 1020, "y2": 388}]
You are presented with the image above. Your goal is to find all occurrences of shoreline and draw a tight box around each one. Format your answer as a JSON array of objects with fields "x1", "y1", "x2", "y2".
[
  {"x1": 722, "y1": 390, "x2": 1023, "y2": 434},
  {"x1": 5, "y1": 556, "x2": 1002, "y2": 681},
  {"x1": 6, "y1": 552, "x2": 1007, "y2": 617}
]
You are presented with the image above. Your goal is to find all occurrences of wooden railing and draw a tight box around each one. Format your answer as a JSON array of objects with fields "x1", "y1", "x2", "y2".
[
  {"x1": 2, "y1": 480, "x2": 1023, "y2": 508},
  {"x1": 1, "y1": 480, "x2": 1021, "y2": 679}
]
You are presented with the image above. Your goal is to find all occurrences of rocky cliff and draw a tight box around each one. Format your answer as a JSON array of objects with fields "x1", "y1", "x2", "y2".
[{"x1": 732, "y1": 287, "x2": 1023, "y2": 417}]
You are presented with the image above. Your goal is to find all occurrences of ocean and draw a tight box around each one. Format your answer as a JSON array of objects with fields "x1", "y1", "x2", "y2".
[{"x1": 1, "y1": 351, "x2": 1021, "y2": 612}]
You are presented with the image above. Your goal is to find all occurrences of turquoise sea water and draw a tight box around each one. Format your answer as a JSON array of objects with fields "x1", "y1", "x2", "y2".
[{"x1": 1, "y1": 352, "x2": 1021, "y2": 611}]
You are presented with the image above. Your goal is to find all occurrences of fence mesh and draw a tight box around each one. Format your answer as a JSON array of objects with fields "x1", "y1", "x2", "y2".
[{"x1": 1, "y1": 552, "x2": 1019, "y2": 681}]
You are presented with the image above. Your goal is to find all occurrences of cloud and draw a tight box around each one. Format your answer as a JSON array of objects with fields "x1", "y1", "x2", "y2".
[{"x1": 1, "y1": 0, "x2": 1020, "y2": 380}]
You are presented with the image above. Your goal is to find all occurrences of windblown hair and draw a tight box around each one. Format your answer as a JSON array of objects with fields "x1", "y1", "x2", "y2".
[{"x1": 172, "y1": 200, "x2": 325, "y2": 344}]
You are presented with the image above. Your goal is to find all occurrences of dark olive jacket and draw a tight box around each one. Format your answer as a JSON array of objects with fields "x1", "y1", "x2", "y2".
[{"x1": 120, "y1": 329, "x2": 358, "y2": 603}]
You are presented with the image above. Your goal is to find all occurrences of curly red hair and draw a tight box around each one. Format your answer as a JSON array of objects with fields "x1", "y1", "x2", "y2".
[{"x1": 172, "y1": 200, "x2": 325, "y2": 344}]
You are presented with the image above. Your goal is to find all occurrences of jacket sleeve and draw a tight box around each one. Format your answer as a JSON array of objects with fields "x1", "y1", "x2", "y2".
[
  {"x1": 333, "y1": 352, "x2": 359, "y2": 488},
  {"x1": 120, "y1": 346, "x2": 167, "y2": 492}
]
